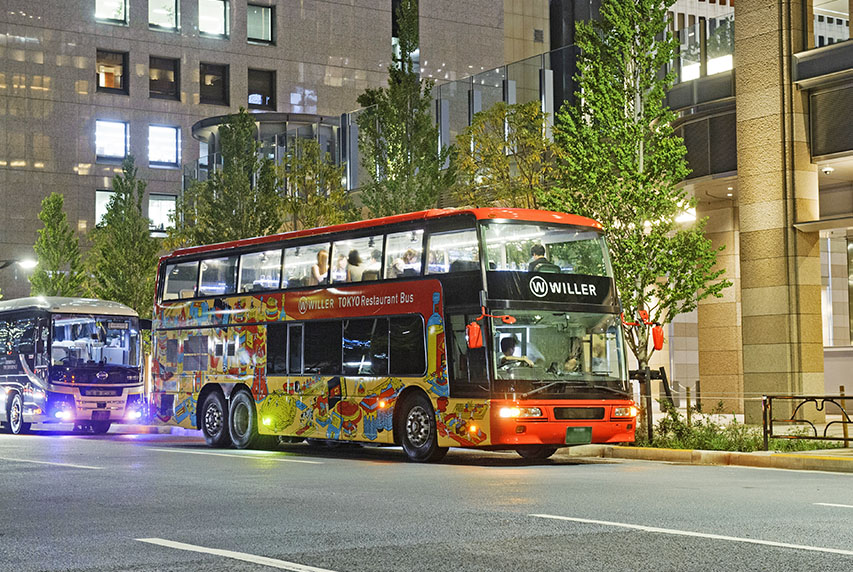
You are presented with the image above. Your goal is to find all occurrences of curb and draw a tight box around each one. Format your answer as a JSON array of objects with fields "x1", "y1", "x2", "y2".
[{"x1": 566, "y1": 445, "x2": 853, "y2": 474}]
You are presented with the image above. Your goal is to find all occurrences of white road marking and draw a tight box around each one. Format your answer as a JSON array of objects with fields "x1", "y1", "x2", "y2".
[
  {"x1": 814, "y1": 502, "x2": 853, "y2": 509},
  {"x1": 150, "y1": 448, "x2": 322, "y2": 464},
  {"x1": 137, "y1": 538, "x2": 336, "y2": 571},
  {"x1": 530, "y1": 514, "x2": 853, "y2": 556},
  {"x1": 0, "y1": 455, "x2": 102, "y2": 470}
]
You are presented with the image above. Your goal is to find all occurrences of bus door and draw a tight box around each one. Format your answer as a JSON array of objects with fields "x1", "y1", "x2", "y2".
[{"x1": 446, "y1": 312, "x2": 490, "y2": 398}]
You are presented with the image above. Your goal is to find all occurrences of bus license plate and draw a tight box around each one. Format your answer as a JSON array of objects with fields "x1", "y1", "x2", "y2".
[
  {"x1": 565, "y1": 426, "x2": 592, "y2": 445},
  {"x1": 92, "y1": 411, "x2": 110, "y2": 421}
]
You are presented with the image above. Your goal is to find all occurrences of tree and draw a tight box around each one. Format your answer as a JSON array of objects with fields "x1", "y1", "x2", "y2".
[
  {"x1": 453, "y1": 101, "x2": 561, "y2": 209},
  {"x1": 280, "y1": 138, "x2": 356, "y2": 230},
  {"x1": 356, "y1": 0, "x2": 453, "y2": 217},
  {"x1": 30, "y1": 192, "x2": 85, "y2": 297},
  {"x1": 543, "y1": 0, "x2": 731, "y2": 370},
  {"x1": 86, "y1": 156, "x2": 160, "y2": 319},
  {"x1": 168, "y1": 108, "x2": 282, "y2": 247}
]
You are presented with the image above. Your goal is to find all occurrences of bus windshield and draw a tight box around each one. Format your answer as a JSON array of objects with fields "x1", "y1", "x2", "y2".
[
  {"x1": 51, "y1": 315, "x2": 140, "y2": 367},
  {"x1": 492, "y1": 310, "x2": 626, "y2": 396},
  {"x1": 481, "y1": 221, "x2": 611, "y2": 276}
]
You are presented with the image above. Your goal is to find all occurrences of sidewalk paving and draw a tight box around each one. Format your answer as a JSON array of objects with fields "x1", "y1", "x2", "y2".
[{"x1": 566, "y1": 444, "x2": 853, "y2": 474}]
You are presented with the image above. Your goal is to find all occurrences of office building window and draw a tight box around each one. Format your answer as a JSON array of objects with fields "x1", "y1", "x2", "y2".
[
  {"x1": 96, "y1": 50, "x2": 128, "y2": 94},
  {"x1": 149, "y1": 194, "x2": 177, "y2": 232},
  {"x1": 149, "y1": 56, "x2": 180, "y2": 100},
  {"x1": 95, "y1": 0, "x2": 127, "y2": 24},
  {"x1": 248, "y1": 69, "x2": 275, "y2": 110},
  {"x1": 247, "y1": 4, "x2": 274, "y2": 43},
  {"x1": 200, "y1": 63, "x2": 229, "y2": 105},
  {"x1": 150, "y1": 0, "x2": 179, "y2": 30},
  {"x1": 149, "y1": 125, "x2": 181, "y2": 167},
  {"x1": 199, "y1": 0, "x2": 230, "y2": 37},
  {"x1": 95, "y1": 120, "x2": 128, "y2": 161},
  {"x1": 95, "y1": 190, "x2": 116, "y2": 226}
]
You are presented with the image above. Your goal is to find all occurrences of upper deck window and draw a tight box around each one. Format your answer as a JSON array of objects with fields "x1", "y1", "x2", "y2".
[
  {"x1": 198, "y1": 256, "x2": 238, "y2": 297},
  {"x1": 384, "y1": 230, "x2": 423, "y2": 279},
  {"x1": 283, "y1": 242, "x2": 330, "y2": 288},
  {"x1": 331, "y1": 234, "x2": 384, "y2": 283},
  {"x1": 481, "y1": 222, "x2": 610, "y2": 276},
  {"x1": 426, "y1": 229, "x2": 479, "y2": 274},
  {"x1": 163, "y1": 261, "x2": 199, "y2": 300},
  {"x1": 239, "y1": 249, "x2": 282, "y2": 292}
]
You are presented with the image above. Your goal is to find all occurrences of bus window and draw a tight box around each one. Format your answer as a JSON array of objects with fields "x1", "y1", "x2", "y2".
[
  {"x1": 389, "y1": 316, "x2": 425, "y2": 375},
  {"x1": 239, "y1": 249, "x2": 282, "y2": 292},
  {"x1": 385, "y1": 230, "x2": 423, "y2": 279},
  {"x1": 481, "y1": 221, "x2": 610, "y2": 275},
  {"x1": 283, "y1": 242, "x2": 329, "y2": 288},
  {"x1": 343, "y1": 318, "x2": 388, "y2": 376},
  {"x1": 331, "y1": 234, "x2": 383, "y2": 283},
  {"x1": 426, "y1": 228, "x2": 479, "y2": 274},
  {"x1": 288, "y1": 324, "x2": 303, "y2": 374},
  {"x1": 266, "y1": 323, "x2": 286, "y2": 374},
  {"x1": 303, "y1": 321, "x2": 342, "y2": 374},
  {"x1": 163, "y1": 260, "x2": 199, "y2": 300},
  {"x1": 198, "y1": 256, "x2": 238, "y2": 297}
]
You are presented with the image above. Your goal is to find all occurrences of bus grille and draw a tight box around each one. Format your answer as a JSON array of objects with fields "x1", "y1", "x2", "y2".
[{"x1": 553, "y1": 407, "x2": 605, "y2": 420}]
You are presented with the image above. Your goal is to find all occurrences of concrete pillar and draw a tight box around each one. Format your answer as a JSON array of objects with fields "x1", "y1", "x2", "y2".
[
  {"x1": 697, "y1": 201, "x2": 743, "y2": 414},
  {"x1": 734, "y1": 0, "x2": 825, "y2": 423}
]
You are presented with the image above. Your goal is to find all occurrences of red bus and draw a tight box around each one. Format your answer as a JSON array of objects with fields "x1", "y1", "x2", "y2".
[{"x1": 151, "y1": 208, "x2": 636, "y2": 461}]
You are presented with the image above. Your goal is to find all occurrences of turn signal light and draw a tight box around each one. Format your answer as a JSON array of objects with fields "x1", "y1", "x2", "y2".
[
  {"x1": 612, "y1": 406, "x2": 639, "y2": 418},
  {"x1": 499, "y1": 406, "x2": 543, "y2": 418}
]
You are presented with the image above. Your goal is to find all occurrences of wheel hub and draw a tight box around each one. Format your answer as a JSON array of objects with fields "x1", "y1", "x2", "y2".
[
  {"x1": 204, "y1": 402, "x2": 222, "y2": 435},
  {"x1": 10, "y1": 398, "x2": 21, "y2": 430},
  {"x1": 406, "y1": 405, "x2": 431, "y2": 448},
  {"x1": 233, "y1": 402, "x2": 249, "y2": 437}
]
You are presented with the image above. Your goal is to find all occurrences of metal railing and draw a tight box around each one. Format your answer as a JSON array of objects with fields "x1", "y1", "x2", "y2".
[{"x1": 762, "y1": 392, "x2": 852, "y2": 450}]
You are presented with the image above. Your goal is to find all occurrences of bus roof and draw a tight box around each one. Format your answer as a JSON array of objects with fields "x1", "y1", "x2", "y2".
[
  {"x1": 0, "y1": 297, "x2": 138, "y2": 317},
  {"x1": 165, "y1": 208, "x2": 602, "y2": 260}
]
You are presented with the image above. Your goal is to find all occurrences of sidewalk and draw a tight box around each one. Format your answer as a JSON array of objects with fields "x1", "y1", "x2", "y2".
[{"x1": 566, "y1": 444, "x2": 853, "y2": 474}]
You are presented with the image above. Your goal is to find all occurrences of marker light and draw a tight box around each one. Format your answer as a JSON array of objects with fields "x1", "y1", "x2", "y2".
[
  {"x1": 262, "y1": 417, "x2": 272, "y2": 426},
  {"x1": 55, "y1": 410, "x2": 73, "y2": 421},
  {"x1": 379, "y1": 400, "x2": 387, "y2": 409},
  {"x1": 127, "y1": 410, "x2": 143, "y2": 420},
  {"x1": 498, "y1": 406, "x2": 543, "y2": 418},
  {"x1": 468, "y1": 425, "x2": 478, "y2": 433},
  {"x1": 612, "y1": 406, "x2": 639, "y2": 418}
]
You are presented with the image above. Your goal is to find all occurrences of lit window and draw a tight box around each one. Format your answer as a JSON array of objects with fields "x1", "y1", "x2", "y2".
[
  {"x1": 200, "y1": 63, "x2": 229, "y2": 105},
  {"x1": 149, "y1": 56, "x2": 180, "y2": 100},
  {"x1": 95, "y1": 120, "x2": 128, "y2": 161},
  {"x1": 96, "y1": 50, "x2": 128, "y2": 94},
  {"x1": 149, "y1": 125, "x2": 181, "y2": 167},
  {"x1": 247, "y1": 4, "x2": 274, "y2": 43},
  {"x1": 150, "y1": 0, "x2": 179, "y2": 30},
  {"x1": 148, "y1": 194, "x2": 176, "y2": 232},
  {"x1": 95, "y1": 0, "x2": 127, "y2": 24},
  {"x1": 95, "y1": 190, "x2": 116, "y2": 226},
  {"x1": 248, "y1": 69, "x2": 275, "y2": 110},
  {"x1": 199, "y1": 0, "x2": 229, "y2": 37}
]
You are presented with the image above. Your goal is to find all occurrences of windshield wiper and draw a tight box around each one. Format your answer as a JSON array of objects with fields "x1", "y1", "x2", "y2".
[{"x1": 522, "y1": 380, "x2": 629, "y2": 398}]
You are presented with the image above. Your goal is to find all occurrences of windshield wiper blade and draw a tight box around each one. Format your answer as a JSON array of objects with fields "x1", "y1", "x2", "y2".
[
  {"x1": 522, "y1": 380, "x2": 629, "y2": 398},
  {"x1": 585, "y1": 384, "x2": 630, "y2": 397}
]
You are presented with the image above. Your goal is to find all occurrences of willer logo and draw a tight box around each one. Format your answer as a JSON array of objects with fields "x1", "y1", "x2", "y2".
[
  {"x1": 529, "y1": 276, "x2": 548, "y2": 298},
  {"x1": 298, "y1": 296, "x2": 308, "y2": 314}
]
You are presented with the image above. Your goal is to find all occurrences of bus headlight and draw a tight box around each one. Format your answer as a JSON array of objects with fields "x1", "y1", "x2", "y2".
[
  {"x1": 499, "y1": 406, "x2": 543, "y2": 418},
  {"x1": 612, "y1": 406, "x2": 639, "y2": 418}
]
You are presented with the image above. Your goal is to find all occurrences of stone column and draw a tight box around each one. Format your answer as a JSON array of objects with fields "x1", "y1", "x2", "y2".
[
  {"x1": 697, "y1": 201, "x2": 743, "y2": 414},
  {"x1": 735, "y1": 0, "x2": 825, "y2": 423}
]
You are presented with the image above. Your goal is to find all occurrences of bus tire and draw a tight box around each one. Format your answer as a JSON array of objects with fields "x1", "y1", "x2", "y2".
[
  {"x1": 228, "y1": 390, "x2": 259, "y2": 449},
  {"x1": 90, "y1": 421, "x2": 111, "y2": 434},
  {"x1": 398, "y1": 393, "x2": 447, "y2": 463},
  {"x1": 5, "y1": 391, "x2": 30, "y2": 435},
  {"x1": 200, "y1": 390, "x2": 231, "y2": 447},
  {"x1": 516, "y1": 445, "x2": 558, "y2": 460}
]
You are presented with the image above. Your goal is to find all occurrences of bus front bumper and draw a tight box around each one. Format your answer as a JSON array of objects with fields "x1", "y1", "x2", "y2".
[{"x1": 36, "y1": 387, "x2": 145, "y2": 424}]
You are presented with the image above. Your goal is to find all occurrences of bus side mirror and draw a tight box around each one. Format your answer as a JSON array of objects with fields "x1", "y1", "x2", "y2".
[
  {"x1": 652, "y1": 325, "x2": 664, "y2": 351},
  {"x1": 466, "y1": 321, "x2": 483, "y2": 349}
]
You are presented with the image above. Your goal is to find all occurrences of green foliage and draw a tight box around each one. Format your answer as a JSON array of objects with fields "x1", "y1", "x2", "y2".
[
  {"x1": 86, "y1": 156, "x2": 160, "y2": 319},
  {"x1": 544, "y1": 0, "x2": 731, "y2": 368},
  {"x1": 169, "y1": 108, "x2": 282, "y2": 247},
  {"x1": 637, "y1": 401, "x2": 841, "y2": 453},
  {"x1": 280, "y1": 138, "x2": 357, "y2": 230},
  {"x1": 356, "y1": 0, "x2": 453, "y2": 217},
  {"x1": 30, "y1": 192, "x2": 85, "y2": 297},
  {"x1": 453, "y1": 101, "x2": 561, "y2": 209}
]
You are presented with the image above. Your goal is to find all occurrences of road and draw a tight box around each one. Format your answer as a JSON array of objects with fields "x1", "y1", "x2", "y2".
[{"x1": 1, "y1": 429, "x2": 852, "y2": 572}]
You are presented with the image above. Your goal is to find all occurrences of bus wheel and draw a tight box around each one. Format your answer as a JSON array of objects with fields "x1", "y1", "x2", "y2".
[
  {"x1": 200, "y1": 391, "x2": 231, "y2": 447},
  {"x1": 399, "y1": 393, "x2": 447, "y2": 463},
  {"x1": 516, "y1": 446, "x2": 558, "y2": 460},
  {"x1": 90, "y1": 421, "x2": 111, "y2": 434},
  {"x1": 5, "y1": 392, "x2": 30, "y2": 435},
  {"x1": 228, "y1": 390, "x2": 259, "y2": 449}
]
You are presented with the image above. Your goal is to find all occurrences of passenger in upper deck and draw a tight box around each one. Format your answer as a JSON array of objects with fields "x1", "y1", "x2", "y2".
[
  {"x1": 309, "y1": 250, "x2": 329, "y2": 286},
  {"x1": 347, "y1": 250, "x2": 364, "y2": 282},
  {"x1": 527, "y1": 244, "x2": 550, "y2": 272}
]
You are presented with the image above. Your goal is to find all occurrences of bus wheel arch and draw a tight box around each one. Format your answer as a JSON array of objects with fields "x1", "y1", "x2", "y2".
[
  {"x1": 197, "y1": 384, "x2": 231, "y2": 448},
  {"x1": 393, "y1": 388, "x2": 447, "y2": 463}
]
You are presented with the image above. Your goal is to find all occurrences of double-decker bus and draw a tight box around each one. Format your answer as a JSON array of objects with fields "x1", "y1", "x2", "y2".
[
  {"x1": 0, "y1": 297, "x2": 144, "y2": 435},
  {"x1": 151, "y1": 208, "x2": 637, "y2": 461}
]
